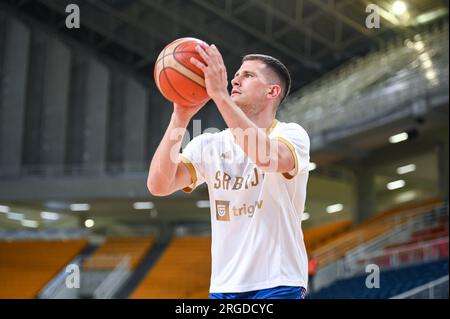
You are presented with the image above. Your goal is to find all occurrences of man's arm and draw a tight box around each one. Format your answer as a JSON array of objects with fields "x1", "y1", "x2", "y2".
[
  {"x1": 190, "y1": 45, "x2": 294, "y2": 174},
  {"x1": 147, "y1": 103, "x2": 206, "y2": 196},
  {"x1": 212, "y1": 94, "x2": 294, "y2": 173}
]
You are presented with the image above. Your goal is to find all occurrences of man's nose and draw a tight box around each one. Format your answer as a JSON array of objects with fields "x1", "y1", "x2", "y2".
[{"x1": 231, "y1": 77, "x2": 240, "y2": 87}]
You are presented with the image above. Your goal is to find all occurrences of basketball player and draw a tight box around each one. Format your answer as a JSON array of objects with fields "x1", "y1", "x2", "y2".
[{"x1": 148, "y1": 44, "x2": 310, "y2": 299}]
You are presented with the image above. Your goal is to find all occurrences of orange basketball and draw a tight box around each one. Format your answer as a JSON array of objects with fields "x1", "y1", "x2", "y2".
[{"x1": 154, "y1": 37, "x2": 209, "y2": 107}]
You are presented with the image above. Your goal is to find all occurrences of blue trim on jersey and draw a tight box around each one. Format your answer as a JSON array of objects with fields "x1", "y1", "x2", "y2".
[{"x1": 209, "y1": 286, "x2": 306, "y2": 299}]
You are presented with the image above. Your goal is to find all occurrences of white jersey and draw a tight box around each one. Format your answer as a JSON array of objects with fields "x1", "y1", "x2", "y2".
[{"x1": 179, "y1": 119, "x2": 310, "y2": 293}]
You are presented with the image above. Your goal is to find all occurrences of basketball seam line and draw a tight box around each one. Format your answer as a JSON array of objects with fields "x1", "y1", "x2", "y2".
[
  {"x1": 156, "y1": 38, "x2": 206, "y2": 105},
  {"x1": 155, "y1": 50, "x2": 206, "y2": 73},
  {"x1": 162, "y1": 58, "x2": 206, "y2": 88},
  {"x1": 161, "y1": 62, "x2": 197, "y2": 106},
  {"x1": 165, "y1": 66, "x2": 207, "y2": 100},
  {"x1": 173, "y1": 40, "x2": 206, "y2": 79}
]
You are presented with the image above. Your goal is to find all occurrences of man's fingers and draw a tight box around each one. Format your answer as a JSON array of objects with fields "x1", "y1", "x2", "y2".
[
  {"x1": 190, "y1": 57, "x2": 206, "y2": 71},
  {"x1": 195, "y1": 45, "x2": 210, "y2": 63},
  {"x1": 199, "y1": 43, "x2": 209, "y2": 51},
  {"x1": 209, "y1": 44, "x2": 226, "y2": 69},
  {"x1": 210, "y1": 44, "x2": 220, "y2": 55}
]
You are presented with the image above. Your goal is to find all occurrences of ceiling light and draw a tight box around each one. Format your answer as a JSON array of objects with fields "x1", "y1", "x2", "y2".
[
  {"x1": 327, "y1": 204, "x2": 343, "y2": 214},
  {"x1": 7, "y1": 212, "x2": 24, "y2": 221},
  {"x1": 419, "y1": 53, "x2": 430, "y2": 62},
  {"x1": 389, "y1": 132, "x2": 408, "y2": 144},
  {"x1": 0, "y1": 205, "x2": 10, "y2": 213},
  {"x1": 70, "y1": 203, "x2": 90, "y2": 211},
  {"x1": 387, "y1": 180, "x2": 405, "y2": 190},
  {"x1": 84, "y1": 219, "x2": 95, "y2": 228},
  {"x1": 414, "y1": 41, "x2": 425, "y2": 51},
  {"x1": 40, "y1": 211, "x2": 60, "y2": 220},
  {"x1": 21, "y1": 219, "x2": 39, "y2": 228},
  {"x1": 302, "y1": 212, "x2": 310, "y2": 221},
  {"x1": 416, "y1": 8, "x2": 448, "y2": 25},
  {"x1": 395, "y1": 191, "x2": 417, "y2": 203},
  {"x1": 404, "y1": 39, "x2": 414, "y2": 49},
  {"x1": 196, "y1": 200, "x2": 210, "y2": 208},
  {"x1": 133, "y1": 202, "x2": 154, "y2": 210},
  {"x1": 422, "y1": 60, "x2": 433, "y2": 68},
  {"x1": 309, "y1": 162, "x2": 317, "y2": 171},
  {"x1": 426, "y1": 70, "x2": 437, "y2": 80},
  {"x1": 392, "y1": 1, "x2": 407, "y2": 15},
  {"x1": 397, "y1": 164, "x2": 416, "y2": 175}
]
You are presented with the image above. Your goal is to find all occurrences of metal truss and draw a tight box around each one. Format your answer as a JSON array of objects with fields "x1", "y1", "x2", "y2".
[{"x1": 1, "y1": 0, "x2": 445, "y2": 92}]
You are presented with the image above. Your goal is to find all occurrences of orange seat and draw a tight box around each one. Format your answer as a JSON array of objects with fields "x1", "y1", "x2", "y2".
[
  {"x1": 130, "y1": 236, "x2": 211, "y2": 299},
  {"x1": 0, "y1": 239, "x2": 88, "y2": 299},
  {"x1": 309, "y1": 197, "x2": 445, "y2": 267},
  {"x1": 82, "y1": 236, "x2": 155, "y2": 271}
]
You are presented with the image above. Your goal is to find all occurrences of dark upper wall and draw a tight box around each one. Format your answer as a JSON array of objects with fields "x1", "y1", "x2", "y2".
[{"x1": 0, "y1": 16, "x2": 226, "y2": 181}]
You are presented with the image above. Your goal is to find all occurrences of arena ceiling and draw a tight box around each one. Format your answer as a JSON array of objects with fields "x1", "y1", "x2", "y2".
[{"x1": 1, "y1": 0, "x2": 448, "y2": 91}]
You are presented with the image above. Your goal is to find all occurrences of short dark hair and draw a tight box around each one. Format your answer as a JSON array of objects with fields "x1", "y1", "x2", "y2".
[{"x1": 242, "y1": 54, "x2": 291, "y2": 103}]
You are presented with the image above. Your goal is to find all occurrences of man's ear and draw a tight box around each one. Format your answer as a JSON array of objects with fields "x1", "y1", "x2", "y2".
[{"x1": 267, "y1": 84, "x2": 282, "y2": 100}]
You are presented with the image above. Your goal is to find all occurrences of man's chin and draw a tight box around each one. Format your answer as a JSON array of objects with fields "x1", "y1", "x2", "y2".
[
  {"x1": 233, "y1": 100, "x2": 250, "y2": 113},
  {"x1": 231, "y1": 95, "x2": 243, "y2": 106}
]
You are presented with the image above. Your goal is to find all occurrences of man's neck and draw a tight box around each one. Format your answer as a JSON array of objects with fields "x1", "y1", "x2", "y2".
[{"x1": 247, "y1": 111, "x2": 275, "y2": 133}]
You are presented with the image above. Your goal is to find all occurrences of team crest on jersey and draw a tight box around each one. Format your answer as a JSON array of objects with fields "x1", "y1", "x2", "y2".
[{"x1": 215, "y1": 200, "x2": 230, "y2": 221}]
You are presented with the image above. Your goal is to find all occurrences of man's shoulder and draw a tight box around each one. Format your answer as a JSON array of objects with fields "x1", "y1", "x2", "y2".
[{"x1": 274, "y1": 120, "x2": 309, "y2": 136}]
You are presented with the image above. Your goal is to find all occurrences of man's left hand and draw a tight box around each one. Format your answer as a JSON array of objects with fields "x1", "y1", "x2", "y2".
[{"x1": 190, "y1": 44, "x2": 229, "y2": 102}]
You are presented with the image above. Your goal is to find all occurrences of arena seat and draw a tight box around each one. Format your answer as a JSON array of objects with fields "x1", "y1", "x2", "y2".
[
  {"x1": 309, "y1": 258, "x2": 449, "y2": 299},
  {"x1": 310, "y1": 198, "x2": 444, "y2": 267},
  {"x1": 81, "y1": 236, "x2": 155, "y2": 271},
  {"x1": 304, "y1": 220, "x2": 352, "y2": 251},
  {"x1": 130, "y1": 236, "x2": 211, "y2": 299},
  {"x1": 383, "y1": 212, "x2": 448, "y2": 250},
  {"x1": 0, "y1": 239, "x2": 88, "y2": 298}
]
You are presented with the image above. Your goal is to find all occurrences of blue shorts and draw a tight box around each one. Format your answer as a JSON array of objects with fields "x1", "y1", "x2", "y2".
[{"x1": 209, "y1": 286, "x2": 306, "y2": 299}]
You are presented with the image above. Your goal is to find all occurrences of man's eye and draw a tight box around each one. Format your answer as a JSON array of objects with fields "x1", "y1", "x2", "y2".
[{"x1": 245, "y1": 74, "x2": 253, "y2": 78}]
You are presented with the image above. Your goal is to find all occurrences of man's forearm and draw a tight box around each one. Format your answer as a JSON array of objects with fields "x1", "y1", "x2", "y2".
[
  {"x1": 147, "y1": 113, "x2": 189, "y2": 192},
  {"x1": 213, "y1": 94, "x2": 274, "y2": 168}
]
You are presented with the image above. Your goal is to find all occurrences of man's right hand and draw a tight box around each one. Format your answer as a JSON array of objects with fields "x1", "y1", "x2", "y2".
[{"x1": 147, "y1": 99, "x2": 209, "y2": 197}]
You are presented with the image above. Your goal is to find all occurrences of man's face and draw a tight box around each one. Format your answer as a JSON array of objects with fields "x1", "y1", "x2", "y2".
[{"x1": 230, "y1": 60, "x2": 273, "y2": 111}]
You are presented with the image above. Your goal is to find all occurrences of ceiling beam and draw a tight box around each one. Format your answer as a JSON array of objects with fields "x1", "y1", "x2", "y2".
[
  {"x1": 272, "y1": 0, "x2": 358, "y2": 53},
  {"x1": 0, "y1": 0, "x2": 152, "y2": 86},
  {"x1": 250, "y1": 0, "x2": 337, "y2": 51},
  {"x1": 233, "y1": 1, "x2": 255, "y2": 15},
  {"x1": 191, "y1": 0, "x2": 323, "y2": 71},
  {"x1": 36, "y1": 0, "x2": 151, "y2": 60},
  {"x1": 137, "y1": 0, "x2": 245, "y2": 60},
  {"x1": 304, "y1": 0, "x2": 373, "y2": 37}
]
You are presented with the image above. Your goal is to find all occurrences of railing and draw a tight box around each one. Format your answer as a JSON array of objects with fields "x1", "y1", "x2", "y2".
[
  {"x1": 390, "y1": 275, "x2": 449, "y2": 299},
  {"x1": 280, "y1": 24, "x2": 449, "y2": 135},
  {"x1": 0, "y1": 228, "x2": 88, "y2": 240},
  {"x1": 311, "y1": 202, "x2": 446, "y2": 267},
  {"x1": 292, "y1": 24, "x2": 447, "y2": 98},
  {"x1": 92, "y1": 256, "x2": 131, "y2": 299},
  {"x1": 345, "y1": 205, "x2": 449, "y2": 260},
  {"x1": 80, "y1": 255, "x2": 131, "y2": 299},
  {"x1": 0, "y1": 162, "x2": 148, "y2": 179},
  {"x1": 38, "y1": 256, "x2": 83, "y2": 299},
  {"x1": 343, "y1": 237, "x2": 449, "y2": 277},
  {"x1": 311, "y1": 204, "x2": 448, "y2": 291}
]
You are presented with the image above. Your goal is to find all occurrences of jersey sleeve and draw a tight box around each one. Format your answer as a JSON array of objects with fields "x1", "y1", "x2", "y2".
[
  {"x1": 179, "y1": 134, "x2": 207, "y2": 193},
  {"x1": 272, "y1": 123, "x2": 310, "y2": 180}
]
